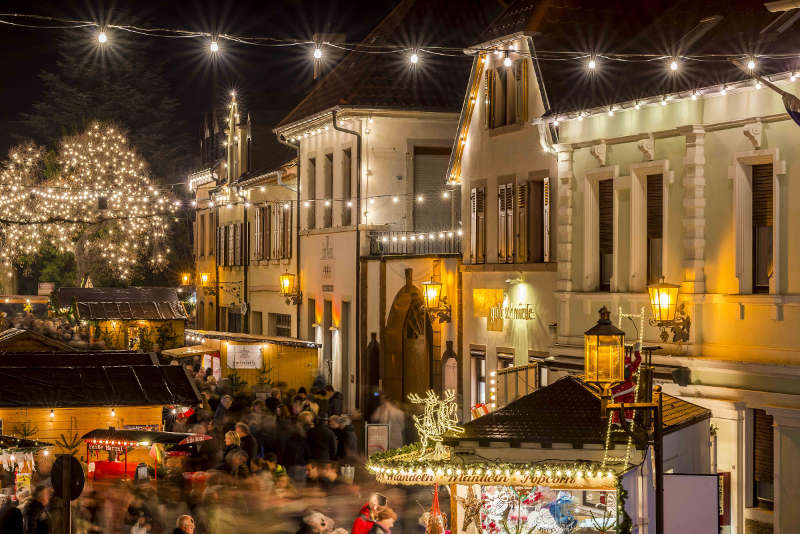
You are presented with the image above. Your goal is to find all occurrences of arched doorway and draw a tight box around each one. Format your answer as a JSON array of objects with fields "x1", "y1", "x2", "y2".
[{"x1": 383, "y1": 269, "x2": 433, "y2": 402}]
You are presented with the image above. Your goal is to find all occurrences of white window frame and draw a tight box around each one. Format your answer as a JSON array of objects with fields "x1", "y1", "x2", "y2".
[
  {"x1": 582, "y1": 165, "x2": 619, "y2": 291},
  {"x1": 629, "y1": 160, "x2": 674, "y2": 292},
  {"x1": 728, "y1": 149, "x2": 786, "y2": 294}
]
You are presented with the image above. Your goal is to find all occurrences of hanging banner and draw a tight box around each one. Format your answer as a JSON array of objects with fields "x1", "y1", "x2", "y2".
[{"x1": 227, "y1": 344, "x2": 262, "y2": 369}]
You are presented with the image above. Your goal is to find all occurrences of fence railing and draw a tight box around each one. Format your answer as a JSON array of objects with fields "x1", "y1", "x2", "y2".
[{"x1": 367, "y1": 230, "x2": 462, "y2": 256}]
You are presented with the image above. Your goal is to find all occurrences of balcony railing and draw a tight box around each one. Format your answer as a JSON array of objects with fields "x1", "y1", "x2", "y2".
[{"x1": 367, "y1": 230, "x2": 462, "y2": 257}]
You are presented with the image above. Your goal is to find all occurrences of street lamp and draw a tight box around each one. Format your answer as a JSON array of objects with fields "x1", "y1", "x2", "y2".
[
  {"x1": 647, "y1": 277, "x2": 690, "y2": 343},
  {"x1": 279, "y1": 272, "x2": 302, "y2": 305},
  {"x1": 421, "y1": 279, "x2": 451, "y2": 323},
  {"x1": 200, "y1": 273, "x2": 210, "y2": 287},
  {"x1": 180, "y1": 273, "x2": 191, "y2": 286},
  {"x1": 584, "y1": 306, "x2": 625, "y2": 404},
  {"x1": 584, "y1": 305, "x2": 665, "y2": 534}
]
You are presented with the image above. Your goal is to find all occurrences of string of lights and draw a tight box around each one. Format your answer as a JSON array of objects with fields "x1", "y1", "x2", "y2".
[{"x1": 2, "y1": 12, "x2": 798, "y2": 65}]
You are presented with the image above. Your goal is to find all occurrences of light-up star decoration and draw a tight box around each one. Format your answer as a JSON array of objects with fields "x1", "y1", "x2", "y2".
[
  {"x1": 408, "y1": 389, "x2": 463, "y2": 459},
  {"x1": 459, "y1": 485, "x2": 482, "y2": 532}
]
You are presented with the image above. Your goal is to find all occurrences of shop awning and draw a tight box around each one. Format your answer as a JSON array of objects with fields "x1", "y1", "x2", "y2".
[
  {"x1": 0, "y1": 434, "x2": 53, "y2": 450},
  {"x1": 81, "y1": 429, "x2": 211, "y2": 447},
  {"x1": 162, "y1": 345, "x2": 214, "y2": 358}
]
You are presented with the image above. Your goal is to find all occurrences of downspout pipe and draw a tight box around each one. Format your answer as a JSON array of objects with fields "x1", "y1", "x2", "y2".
[
  {"x1": 331, "y1": 108, "x2": 362, "y2": 409},
  {"x1": 277, "y1": 135, "x2": 302, "y2": 339}
]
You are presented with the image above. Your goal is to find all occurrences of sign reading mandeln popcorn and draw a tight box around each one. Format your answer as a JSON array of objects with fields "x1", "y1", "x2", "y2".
[{"x1": 226, "y1": 344, "x2": 262, "y2": 369}]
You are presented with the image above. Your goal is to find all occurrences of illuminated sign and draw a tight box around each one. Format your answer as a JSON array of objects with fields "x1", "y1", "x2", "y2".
[{"x1": 490, "y1": 304, "x2": 536, "y2": 321}]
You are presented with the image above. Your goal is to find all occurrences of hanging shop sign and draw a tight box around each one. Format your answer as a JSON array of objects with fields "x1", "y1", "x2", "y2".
[
  {"x1": 490, "y1": 303, "x2": 536, "y2": 321},
  {"x1": 226, "y1": 344, "x2": 263, "y2": 369}
]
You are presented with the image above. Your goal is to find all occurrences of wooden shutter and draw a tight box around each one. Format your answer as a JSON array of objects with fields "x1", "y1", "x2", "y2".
[
  {"x1": 470, "y1": 187, "x2": 486, "y2": 263},
  {"x1": 498, "y1": 183, "x2": 514, "y2": 263},
  {"x1": 242, "y1": 222, "x2": 248, "y2": 266},
  {"x1": 542, "y1": 177, "x2": 550, "y2": 262},
  {"x1": 253, "y1": 208, "x2": 262, "y2": 260},
  {"x1": 598, "y1": 179, "x2": 614, "y2": 289},
  {"x1": 517, "y1": 59, "x2": 528, "y2": 123},
  {"x1": 234, "y1": 224, "x2": 241, "y2": 266},
  {"x1": 647, "y1": 175, "x2": 663, "y2": 240},
  {"x1": 752, "y1": 164, "x2": 773, "y2": 227},
  {"x1": 753, "y1": 409, "x2": 774, "y2": 483},
  {"x1": 263, "y1": 205, "x2": 271, "y2": 260},
  {"x1": 484, "y1": 70, "x2": 495, "y2": 129},
  {"x1": 227, "y1": 225, "x2": 234, "y2": 266},
  {"x1": 283, "y1": 204, "x2": 292, "y2": 259},
  {"x1": 516, "y1": 182, "x2": 529, "y2": 263}
]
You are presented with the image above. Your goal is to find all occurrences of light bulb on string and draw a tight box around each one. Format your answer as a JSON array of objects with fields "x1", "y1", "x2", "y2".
[
  {"x1": 669, "y1": 59, "x2": 679, "y2": 71},
  {"x1": 210, "y1": 40, "x2": 219, "y2": 53},
  {"x1": 503, "y1": 53, "x2": 512, "y2": 68},
  {"x1": 410, "y1": 52, "x2": 419, "y2": 65},
  {"x1": 587, "y1": 57, "x2": 597, "y2": 70},
  {"x1": 313, "y1": 47, "x2": 323, "y2": 59},
  {"x1": 97, "y1": 31, "x2": 108, "y2": 44},
  {"x1": 747, "y1": 58, "x2": 756, "y2": 71}
]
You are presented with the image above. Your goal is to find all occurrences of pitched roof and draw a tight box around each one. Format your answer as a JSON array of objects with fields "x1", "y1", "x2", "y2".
[
  {"x1": 57, "y1": 287, "x2": 187, "y2": 320},
  {"x1": 0, "y1": 363, "x2": 200, "y2": 408},
  {"x1": 478, "y1": 0, "x2": 800, "y2": 116},
  {"x1": 0, "y1": 328, "x2": 76, "y2": 352},
  {"x1": 446, "y1": 376, "x2": 710, "y2": 446},
  {"x1": 0, "y1": 350, "x2": 158, "y2": 367},
  {"x1": 277, "y1": 0, "x2": 500, "y2": 128}
]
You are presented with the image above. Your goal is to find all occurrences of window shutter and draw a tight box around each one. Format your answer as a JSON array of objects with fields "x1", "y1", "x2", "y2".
[
  {"x1": 498, "y1": 184, "x2": 507, "y2": 263},
  {"x1": 598, "y1": 179, "x2": 614, "y2": 289},
  {"x1": 283, "y1": 205, "x2": 292, "y2": 259},
  {"x1": 471, "y1": 186, "x2": 485, "y2": 263},
  {"x1": 647, "y1": 175, "x2": 663, "y2": 239},
  {"x1": 484, "y1": 71, "x2": 494, "y2": 129},
  {"x1": 505, "y1": 183, "x2": 514, "y2": 261},
  {"x1": 253, "y1": 208, "x2": 262, "y2": 260},
  {"x1": 517, "y1": 60, "x2": 528, "y2": 123},
  {"x1": 233, "y1": 224, "x2": 241, "y2": 266},
  {"x1": 276, "y1": 204, "x2": 284, "y2": 258},
  {"x1": 753, "y1": 409, "x2": 774, "y2": 483},
  {"x1": 542, "y1": 177, "x2": 550, "y2": 262},
  {"x1": 272, "y1": 205, "x2": 281, "y2": 258},
  {"x1": 227, "y1": 225, "x2": 234, "y2": 266},
  {"x1": 263, "y1": 205, "x2": 271, "y2": 260},
  {"x1": 242, "y1": 222, "x2": 248, "y2": 266},
  {"x1": 516, "y1": 182, "x2": 529, "y2": 263},
  {"x1": 752, "y1": 164, "x2": 773, "y2": 227}
]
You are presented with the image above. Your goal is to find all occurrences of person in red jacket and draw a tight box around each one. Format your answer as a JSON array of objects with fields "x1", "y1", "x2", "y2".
[{"x1": 351, "y1": 493, "x2": 387, "y2": 534}]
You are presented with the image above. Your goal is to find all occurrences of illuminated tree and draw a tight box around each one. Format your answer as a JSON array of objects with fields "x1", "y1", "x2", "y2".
[{"x1": 0, "y1": 122, "x2": 177, "y2": 283}]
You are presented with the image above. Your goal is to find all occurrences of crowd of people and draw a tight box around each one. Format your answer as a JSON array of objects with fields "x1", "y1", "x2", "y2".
[{"x1": 0, "y1": 363, "x2": 436, "y2": 534}]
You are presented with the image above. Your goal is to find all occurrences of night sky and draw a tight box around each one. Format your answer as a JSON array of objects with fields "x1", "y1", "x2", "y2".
[{"x1": 0, "y1": 0, "x2": 397, "y2": 160}]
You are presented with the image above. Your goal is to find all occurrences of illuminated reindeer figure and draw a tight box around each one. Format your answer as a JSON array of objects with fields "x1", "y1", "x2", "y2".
[{"x1": 408, "y1": 389, "x2": 464, "y2": 459}]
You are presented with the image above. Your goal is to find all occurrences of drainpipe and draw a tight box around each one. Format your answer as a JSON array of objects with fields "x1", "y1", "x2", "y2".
[
  {"x1": 332, "y1": 108, "x2": 362, "y2": 409},
  {"x1": 277, "y1": 135, "x2": 302, "y2": 338}
]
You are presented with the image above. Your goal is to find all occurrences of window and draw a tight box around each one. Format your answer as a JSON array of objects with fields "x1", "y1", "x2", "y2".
[
  {"x1": 598, "y1": 178, "x2": 614, "y2": 291},
  {"x1": 752, "y1": 164, "x2": 773, "y2": 293},
  {"x1": 306, "y1": 157, "x2": 316, "y2": 229},
  {"x1": 647, "y1": 174, "x2": 663, "y2": 284},
  {"x1": 516, "y1": 178, "x2": 549, "y2": 263},
  {"x1": 342, "y1": 148, "x2": 352, "y2": 226},
  {"x1": 470, "y1": 186, "x2": 486, "y2": 263},
  {"x1": 485, "y1": 59, "x2": 528, "y2": 130},
  {"x1": 251, "y1": 311, "x2": 263, "y2": 335},
  {"x1": 268, "y1": 313, "x2": 291, "y2": 337},
  {"x1": 413, "y1": 146, "x2": 451, "y2": 232},
  {"x1": 323, "y1": 153, "x2": 333, "y2": 228},
  {"x1": 471, "y1": 348, "x2": 486, "y2": 405},
  {"x1": 498, "y1": 182, "x2": 514, "y2": 263},
  {"x1": 497, "y1": 350, "x2": 514, "y2": 369},
  {"x1": 752, "y1": 409, "x2": 774, "y2": 508},
  {"x1": 228, "y1": 311, "x2": 242, "y2": 333}
]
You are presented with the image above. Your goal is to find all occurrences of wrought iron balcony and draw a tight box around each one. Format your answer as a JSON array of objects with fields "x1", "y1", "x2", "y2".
[{"x1": 367, "y1": 230, "x2": 462, "y2": 257}]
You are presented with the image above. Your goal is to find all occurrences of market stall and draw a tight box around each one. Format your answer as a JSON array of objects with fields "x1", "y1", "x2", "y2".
[
  {"x1": 81, "y1": 429, "x2": 211, "y2": 481},
  {"x1": 0, "y1": 435, "x2": 52, "y2": 497},
  {"x1": 368, "y1": 381, "x2": 710, "y2": 534}
]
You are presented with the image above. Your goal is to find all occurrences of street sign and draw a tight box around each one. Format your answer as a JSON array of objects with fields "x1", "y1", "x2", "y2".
[{"x1": 51, "y1": 455, "x2": 84, "y2": 501}]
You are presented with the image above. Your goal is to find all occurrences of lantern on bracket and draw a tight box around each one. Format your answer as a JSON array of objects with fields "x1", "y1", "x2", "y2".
[
  {"x1": 279, "y1": 272, "x2": 302, "y2": 305},
  {"x1": 647, "y1": 277, "x2": 690, "y2": 343},
  {"x1": 421, "y1": 279, "x2": 451, "y2": 323}
]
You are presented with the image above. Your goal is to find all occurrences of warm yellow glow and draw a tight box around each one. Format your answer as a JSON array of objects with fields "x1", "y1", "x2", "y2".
[
  {"x1": 421, "y1": 280, "x2": 442, "y2": 310},
  {"x1": 647, "y1": 280, "x2": 680, "y2": 323},
  {"x1": 200, "y1": 273, "x2": 210, "y2": 286},
  {"x1": 181, "y1": 273, "x2": 190, "y2": 285},
  {"x1": 584, "y1": 334, "x2": 625, "y2": 383},
  {"x1": 279, "y1": 272, "x2": 296, "y2": 297}
]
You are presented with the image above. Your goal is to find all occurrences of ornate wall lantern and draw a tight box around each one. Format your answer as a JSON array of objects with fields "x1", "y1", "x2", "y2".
[
  {"x1": 421, "y1": 279, "x2": 451, "y2": 323},
  {"x1": 279, "y1": 272, "x2": 302, "y2": 305},
  {"x1": 584, "y1": 306, "x2": 625, "y2": 403},
  {"x1": 647, "y1": 277, "x2": 690, "y2": 343},
  {"x1": 180, "y1": 273, "x2": 191, "y2": 286},
  {"x1": 200, "y1": 273, "x2": 210, "y2": 287}
]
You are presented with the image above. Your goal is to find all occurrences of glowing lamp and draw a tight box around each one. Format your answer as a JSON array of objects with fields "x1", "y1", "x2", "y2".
[
  {"x1": 181, "y1": 273, "x2": 191, "y2": 285},
  {"x1": 648, "y1": 278, "x2": 680, "y2": 323},
  {"x1": 584, "y1": 307, "x2": 625, "y2": 385},
  {"x1": 200, "y1": 273, "x2": 210, "y2": 286},
  {"x1": 421, "y1": 280, "x2": 442, "y2": 311},
  {"x1": 279, "y1": 272, "x2": 301, "y2": 304}
]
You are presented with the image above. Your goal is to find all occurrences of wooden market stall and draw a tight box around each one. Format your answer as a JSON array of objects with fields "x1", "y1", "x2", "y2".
[
  {"x1": 81, "y1": 429, "x2": 211, "y2": 480},
  {"x1": 0, "y1": 351, "x2": 201, "y2": 463},
  {"x1": 0, "y1": 328, "x2": 76, "y2": 352},
  {"x1": 164, "y1": 329, "x2": 320, "y2": 393},
  {"x1": 56, "y1": 287, "x2": 187, "y2": 351},
  {"x1": 368, "y1": 378, "x2": 711, "y2": 533}
]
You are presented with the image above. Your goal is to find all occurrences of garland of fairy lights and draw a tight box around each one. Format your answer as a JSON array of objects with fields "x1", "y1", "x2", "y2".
[{"x1": 0, "y1": 122, "x2": 176, "y2": 279}]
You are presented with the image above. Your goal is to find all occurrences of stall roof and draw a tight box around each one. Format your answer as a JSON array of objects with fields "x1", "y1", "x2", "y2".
[
  {"x1": 186, "y1": 329, "x2": 320, "y2": 348},
  {"x1": 81, "y1": 429, "x2": 211, "y2": 446},
  {"x1": 445, "y1": 376, "x2": 711, "y2": 447},
  {"x1": 0, "y1": 364, "x2": 201, "y2": 408},
  {"x1": 57, "y1": 287, "x2": 188, "y2": 321},
  {"x1": 0, "y1": 351, "x2": 158, "y2": 367},
  {"x1": 0, "y1": 328, "x2": 76, "y2": 351},
  {"x1": 161, "y1": 345, "x2": 213, "y2": 358},
  {"x1": 0, "y1": 435, "x2": 53, "y2": 450}
]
